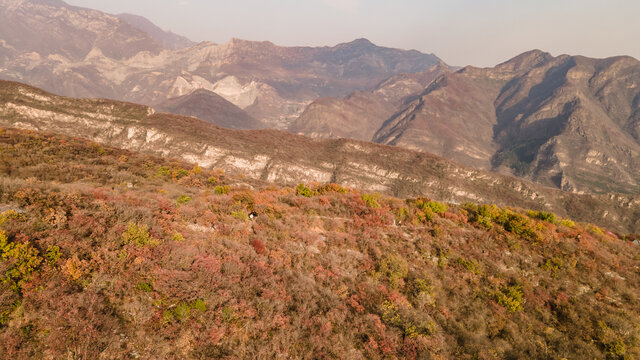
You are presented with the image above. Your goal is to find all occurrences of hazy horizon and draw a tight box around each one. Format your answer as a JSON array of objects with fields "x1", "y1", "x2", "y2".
[{"x1": 66, "y1": 0, "x2": 640, "y2": 67}]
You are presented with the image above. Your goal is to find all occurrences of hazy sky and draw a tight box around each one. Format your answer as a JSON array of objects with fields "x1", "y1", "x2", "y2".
[{"x1": 66, "y1": 0, "x2": 640, "y2": 67}]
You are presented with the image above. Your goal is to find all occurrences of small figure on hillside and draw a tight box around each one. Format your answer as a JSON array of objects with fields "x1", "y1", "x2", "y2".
[{"x1": 249, "y1": 211, "x2": 258, "y2": 220}]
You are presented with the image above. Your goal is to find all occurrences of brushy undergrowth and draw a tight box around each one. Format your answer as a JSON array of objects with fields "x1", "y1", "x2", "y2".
[{"x1": 0, "y1": 128, "x2": 638, "y2": 360}]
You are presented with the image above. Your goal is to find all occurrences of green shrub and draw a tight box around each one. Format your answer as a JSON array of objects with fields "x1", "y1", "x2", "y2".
[
  {"x1": 527, "y1": 210, "x2": 557, "y2": 223},
  {"x1": 136, "y1": 282, "x2": 153, "y2": 292},
  {"x1": 588, "y1": 225, "x2": 604, "y2": 235},
  {"x1": 380, "y1": 300, "x2": 435, "y2": 339},
  {"x1": 122, "y1": 223, "x2": 159, "y2": 247},
  {"x1": 559, "y1": 219, "x2": 576, "y2": 228},
  {"x1": 494, "y1": 283, "x2": 524, "y2": 313},
  {"x1": 456, "y1": 257, "x2": 481, "y2": 275},
  {"x1": 45, "y1": 245, "x2": 61, "y2": 266},
  {"x1": 378, "y1": 254, "x2": 409, "y2": 288},
  {"x1": 410, "y1": 198, "x2": 447, "y2": 222},
  {"x1": 380, "y1": 300, "x2": 402, "y2": 327},
  {"x1": 425, "y1": 201, "x2": 448, "y2": 215},
  {"x1": 191, "y1": 299, "x2": 207, "y2": 312},
  {"x1": 92, "y1": 144, "x2": 107, "y2": 156},
  {"x1": 0, "y1": 211, "x2": 25, "y2": 226},
  {"x1": 177, "y1": 195, "x2": 192, "y2": 205},
  {"x1": 162, "y1": 310, "x2": 174, "y2": 323},
  {"x1": 157, "y1": 166, "x2": 189, "y2": 180},
  {"x1": 541, "y1": 256, "x2": 563, "y2": 277},
  {"x1": 598, "y1": 321, "x2": 629, "y2": 359},
  {"x1": 422, "y1": 207, "x2": 434, "y2": 222},
  {"x1": 495, "y1": 209, "x2": 541, "y2": 243},
  {"x1": 361, "y1": 193, "x2": 381, "y2": 209},
  {"x1": 174, "y1": 169, "x2": 189, "y2": 179},
  {"x1": 296, "y1": 183, "x2": 313, "y2": 198},
  {"x1": 394, "y1": 207, "x2": 410, "y2": 223},
  {"x1": 173, "y1": 302, "x2": 191, "y2": 321},
  {"x1": 466, "y1": 205, "x2": 541, "y2": 241},
  {"x1": 231, "y1": 210, "x2": 249, "y2": 221},
  {"x1": 477, "y1": 204, "x2": 501, "y2": 220},
  {"x1": 156, "y1": 166, "x2": 171, "y2": 178},
  {"x1": 214, "y1": 185, "x2": 229, "y2": 195},
  {"x1": 0, "y1": 300, "x2": 21, "y2": 326},
  {"x1": 477, "y1": 215, "x2": 494, "y2": 230},
  {"x1": 191, "y1": 165, "x2": 203, "y2": 175},
  {"x1": 405, "y1": 321, "x2": 436, "y2": 339},
  {"x1": 0, "y1": 231, "x2": 43, "y2": 291},
  {"x1": 162, "y1": 299, "x2": 206, "y2": 324},
  {"x1": 171, "y1": 232, "x2": 185, "y2": 242},
  {"x1": 222, "y1": 306, "x2": 237, "y2": 324},
  {"x1": 409, "y1": 277, "x2": 432, "y2": 298}
]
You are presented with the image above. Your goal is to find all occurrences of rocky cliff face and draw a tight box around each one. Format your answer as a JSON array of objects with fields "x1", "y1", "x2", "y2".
[
  {"x1": 0, "y1": 80, "x2": 638, "y2": 232},
  {"x1": 374, "y1": 51, "x2": 640, "y2": 194},
  {"x1": 0, "y1": 0, "x2": 443, "y2": 128},
  {"x1": 294, "y1": 49, "x2": 640, "y2": 195},
  {"x1": 289, "y1": 63, "x2": 451, "y2": 141}
]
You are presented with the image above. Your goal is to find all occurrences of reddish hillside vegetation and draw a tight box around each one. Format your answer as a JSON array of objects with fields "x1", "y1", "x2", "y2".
[{"x1": 0, "y1": 128, "x2": 638, "y2": 359}]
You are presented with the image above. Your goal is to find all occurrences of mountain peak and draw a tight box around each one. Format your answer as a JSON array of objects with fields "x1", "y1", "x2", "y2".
[
  {"x1": 496, "y1": 49, "x2": 554, "y2": 72},
  {"x1": 116, "y1": 13, "x2": 195, "y2": 50},
  {"x1": 351, "y1": 38, "x2": 374, "y2": 45},
  {"x1": 339, "y1": 38, "x2": 376, "y2": 48}
]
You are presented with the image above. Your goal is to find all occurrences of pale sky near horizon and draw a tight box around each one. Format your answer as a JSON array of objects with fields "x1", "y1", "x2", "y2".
[{"x1": 65, "y1": 0, "x2": 640, "y2": 67}]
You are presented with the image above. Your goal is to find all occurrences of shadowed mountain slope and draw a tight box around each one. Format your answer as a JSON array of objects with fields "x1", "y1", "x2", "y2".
[
  {"x1": 156, "y1": 89, "x2": 264, "y2": 130},
  {"x1": 373, "y1": 51, "x2": 640, "y2": 194}
]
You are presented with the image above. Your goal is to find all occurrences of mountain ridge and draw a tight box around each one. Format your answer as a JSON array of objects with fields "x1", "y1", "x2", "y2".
[
  {"x1": 0, "y1": 79, "x2": 638, "y2": 233},
  {"x1": 293, "y1": 50, "x2": 640, "y2": 195},
  {"x1": 0, "y1": 0, "x2": 445, "y2": 128},
  {"x1": 116, "y1": 13, "x2": 196, "y2": 50}
]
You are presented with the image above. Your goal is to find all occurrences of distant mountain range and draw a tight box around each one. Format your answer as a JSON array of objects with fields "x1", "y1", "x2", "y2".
[
  {"x1": 293, "y1": 50, "x2": 640, "y2": 195},
  {"x1": 0, "y1": 0, "x2": 443, "y2": 128}
]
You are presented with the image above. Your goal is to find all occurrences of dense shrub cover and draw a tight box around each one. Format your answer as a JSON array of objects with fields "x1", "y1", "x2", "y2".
[{"x1": 0, "y1": 128, "x2": 638, "y2": 359}]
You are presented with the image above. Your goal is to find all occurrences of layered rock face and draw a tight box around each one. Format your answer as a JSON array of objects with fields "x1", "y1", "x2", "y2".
[{"x1": 0, "y1": 80, "x2": 638, "y2": 232}]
